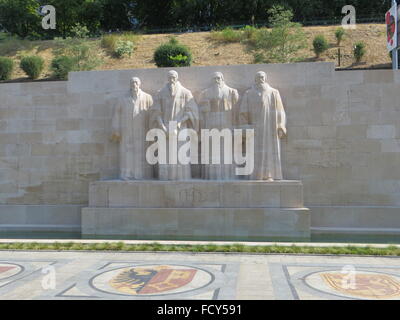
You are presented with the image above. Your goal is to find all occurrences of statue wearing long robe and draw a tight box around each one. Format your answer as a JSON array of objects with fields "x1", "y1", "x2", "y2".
[
  {"x1": 152, "y1": 80, "x2": 199, "y2": 180},
  {"x1": 239, "y1": 83, "x2": 286, "y2": 180},
  {"x1": 112, "y1": 89, "x2": 153, "y2": 180},
  {"x1": 200, "y1": 78, "x2": 239, "y2": 180}
]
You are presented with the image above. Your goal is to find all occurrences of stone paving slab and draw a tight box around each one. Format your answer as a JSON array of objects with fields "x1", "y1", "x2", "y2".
[{"x1": 0, "y1": 250, "x2": 400, "y2": 300}]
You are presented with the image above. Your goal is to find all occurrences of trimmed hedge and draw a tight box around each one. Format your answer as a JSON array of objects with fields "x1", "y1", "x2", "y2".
[
  {"x1": 0, "y1": 56, "x2": 14, "y2": 80},
  {"x1": 153, "y1": 38, "x2": 192, "y2": 68},
  {"x1": 313, "y1": 35, "x2": 329, "y2": 58},
  {"x1": 20, "y1": 55, "x2": 44, "y2": 79},
  {"x1": 51, "y1": 56, "x2": 76, "y2": 80}
]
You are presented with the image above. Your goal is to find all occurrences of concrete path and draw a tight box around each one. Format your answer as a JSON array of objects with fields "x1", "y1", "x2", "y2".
[{"x1": 1, "y1": 249, "x2": 400, "y2": 300}]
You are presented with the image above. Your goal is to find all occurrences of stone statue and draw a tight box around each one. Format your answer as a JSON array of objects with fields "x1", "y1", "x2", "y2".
[
  {"x1": 151, "y1": 70, "x2": 199, "y2": 180},
  {"x1": 200, "y1": 72, "x2": 239, "y2": 180},
  {"x1": 111, "y1": 77, "x2": 154, "y2": 180},
  {"x1": 239, "y1": 71, "x2": 287, "y2": 181}
]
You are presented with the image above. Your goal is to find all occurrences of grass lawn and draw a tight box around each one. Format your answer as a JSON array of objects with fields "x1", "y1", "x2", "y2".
[{"x1": 0, "y1": 242, "x2": 399, "y2": 256}]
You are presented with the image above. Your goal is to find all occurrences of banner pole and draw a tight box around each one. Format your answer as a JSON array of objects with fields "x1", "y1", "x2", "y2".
[{"x1": 393, "y1": 0, "x2": 399, "y2": 69}]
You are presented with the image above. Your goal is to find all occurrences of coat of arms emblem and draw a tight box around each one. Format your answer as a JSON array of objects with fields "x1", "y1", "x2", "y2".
[
  {"x1": 322, "y1": 273, "x2": 400, "y2": 299},
  {"x1": 109, "y1": 265, "x2": 197, "y2": 295}
]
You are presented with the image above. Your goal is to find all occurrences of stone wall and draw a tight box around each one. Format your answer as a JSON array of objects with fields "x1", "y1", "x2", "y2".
[{"x1": 0, "y1": 62, "x2": 399, "y2": 234}]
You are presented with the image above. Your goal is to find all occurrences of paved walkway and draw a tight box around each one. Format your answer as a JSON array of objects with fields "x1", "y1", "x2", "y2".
[{"x1": 1, "y1": 249, "x2": 400, "y2": 300}]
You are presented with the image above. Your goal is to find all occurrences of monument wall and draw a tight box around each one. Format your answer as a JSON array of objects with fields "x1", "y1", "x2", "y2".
[{"x1": 0, "y1": 62, "x2": 399, "y2": 235}]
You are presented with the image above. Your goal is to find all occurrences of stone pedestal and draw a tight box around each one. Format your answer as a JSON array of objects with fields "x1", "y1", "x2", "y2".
[{"x1": 82, "y1": 180, "x2": 310, "y2": 241}]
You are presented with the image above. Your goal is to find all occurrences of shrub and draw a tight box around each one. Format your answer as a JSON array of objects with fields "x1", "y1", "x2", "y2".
[
  {"x1": 253, "y1": 52, "x2": 265, "y2": 64},
  {"x1": 354, "y1": 41, "x2": 366, "y2": 63},
  {"x1": 114, "y1": 40, "x2": 134, "y2": 58},
  {"x1": 210, "y1": 27, "x2": 242, "y2": 43},
  {"x1": 101, "y1": 32, "x2": 140, "y2": 53},
  {"x1": 241, "y1": 25, "x2": 257, "y2": 41},
  {"x1": 52, "y1": 38, "x2": 102, "y2": 77},
  {"x1": 51, "y1": 56, "x2": 75, "y2": 80},
  {"x1": 313, "y1": 35, "x2": 329, "y2": 58},
  {"x1": 0, "y1": 56, "x2": 13, "y2": 80},
  {"x1": 70, "y1": 23, "x2": 90, "y2": 39},
  {"x1": 101, "y1": 34, "x2": 117, "y2": 51},
  {"x1": 335, "y1": 27, "x2": 345, "y2": 46},
  {"x1": 153, "y1": 38, "x2": 192, "y2": 67},
  {"x1": 20, "y1": 55, "x2": 44, "y2": 79},
  {"x1": 63, "y1": 42, "x2": 102, "y2": 71}
]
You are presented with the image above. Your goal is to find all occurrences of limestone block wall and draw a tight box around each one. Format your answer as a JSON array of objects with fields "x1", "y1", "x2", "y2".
[{"x1": 0, "y1": 62, "x2": 399, "y2": 234}]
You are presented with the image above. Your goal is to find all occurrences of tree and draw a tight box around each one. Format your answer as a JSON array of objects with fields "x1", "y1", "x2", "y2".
[
  {"x1": 99, "y1": 0, "x2": 136, "y2": 31},
  {"x1": 0, "y1": 0, "x2": 41, "y2": 38},
  {"x1": 267, "y1": 4, "x2": 294, "y2": 26},
  {"x1": 0, "y1": 0, "x2": 394, "y2": 38},
  {"x1": 335, "y1": 27, "x2": 345, "y2": 46},
  {"x1": 80, "y1": 0, "x2": 103, "y2": 35},
  {"x1": 354, "y1": 41, "x2": 366, "y2": 63},
  {"x1": 39, "y1": 0, "x2": 102, "y2": 38},
  {"x1": 254, "y1": 5, "x2": 307, "y2": 63},
  {"x1": 135, "y1": 0, "x2": 175, "y2": 29}
]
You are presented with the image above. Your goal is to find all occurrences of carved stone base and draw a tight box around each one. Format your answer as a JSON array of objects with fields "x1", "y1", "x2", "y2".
[{"x1": 82, "y1": 180, "x2": 310, "y2": 240}]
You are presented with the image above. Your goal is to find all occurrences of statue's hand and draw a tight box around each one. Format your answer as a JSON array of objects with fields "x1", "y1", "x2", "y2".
[
  {"x1": 278, "y1": 128, "x2": 287, "y2": 139},
  {"x1": 110, "y1": 132, "x2": 121, "y2": 143}
]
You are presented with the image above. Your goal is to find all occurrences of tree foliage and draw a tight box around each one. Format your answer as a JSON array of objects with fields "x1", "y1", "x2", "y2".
[
  {"x1": 0, "y1": 0, "x2": 392, "y2": 39},
  {"x1": 99, "y1": 0, "x2": 135, "y2": 31},
  {"x1": 0, "y1": 0, "x2": 41, "y2": 38},
  {"x1": 335, "y1": 27, "x2": 345, "y2": 45},
  {"x1": 253, "y1": 5, "x2": 307, "y2": 63},
  {"x1": 42, "y1": 0, "x2": 102, "y2": 38}
]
